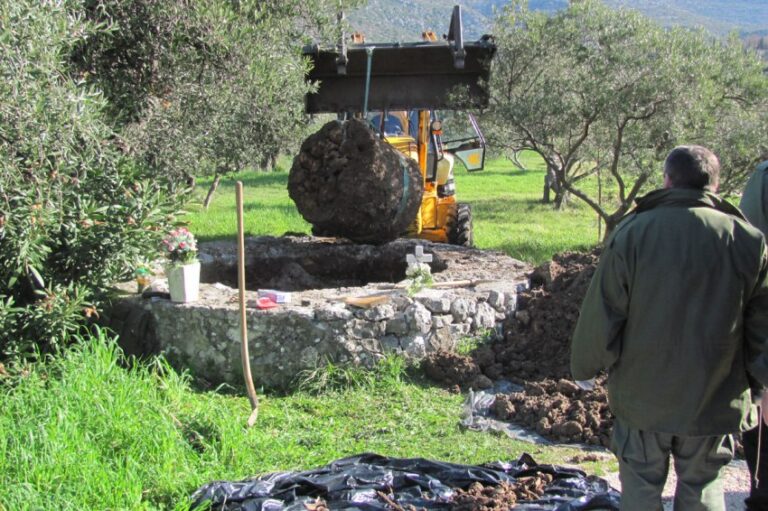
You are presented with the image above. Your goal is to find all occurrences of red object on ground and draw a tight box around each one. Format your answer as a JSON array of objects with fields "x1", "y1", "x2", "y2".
[{"x1": 256, "y1": 297, "x2": 278, "y2": 309}]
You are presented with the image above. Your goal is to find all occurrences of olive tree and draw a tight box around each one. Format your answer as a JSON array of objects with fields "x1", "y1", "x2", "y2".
[
  {"x1": 682, "y1": 33, "x2": 768, "y2": 194},
  {"x1": 0, "y1": 1, "x2": 184, "y2": 355},
  {"x1": 485, "y1": 0, "x2": 768, "y2": 236},
  {"x1": 75, "y1": 0, "x2": 362, "y2": 207}
]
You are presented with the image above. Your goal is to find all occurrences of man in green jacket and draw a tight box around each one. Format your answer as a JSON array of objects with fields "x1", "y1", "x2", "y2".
[
  {"x1": 571, "y1": 145, "x2": 768, "y2": 511},
  {"x1": 740, "y1": 157, "x2": 768, "y2": 235},
  {"x1": 739, "y1": 153, "x2": 768, "y2": 511}
]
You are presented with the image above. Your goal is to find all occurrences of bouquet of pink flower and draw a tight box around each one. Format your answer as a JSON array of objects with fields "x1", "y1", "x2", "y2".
[{"x1": 162, "y1": 227, "x2": 198, "y2": 265}]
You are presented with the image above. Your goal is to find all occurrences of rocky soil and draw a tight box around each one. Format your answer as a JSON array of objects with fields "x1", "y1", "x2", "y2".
[
  {"x1": 422, "y1": 249, "x2": 614, "y2": 446},
  {"x1": 450, "y1": 472, "x2": 554, "y2": 510}
]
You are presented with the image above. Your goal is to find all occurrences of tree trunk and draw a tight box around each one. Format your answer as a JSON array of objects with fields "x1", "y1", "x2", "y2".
[
  {"x1": 542, "y1": 166, "x2": 558, "y2": 204},
  {"x1": 510, "y1": 151, "x2": 526, "y2": 171},
  {"x1": 260, "y1": 153, "x2": 278, "y2": 171},
  {"x1": 203, "y1": 173, "x2": 222, "y2": 210},
  {"x1": 554, "y1": 188, "x2": 569, "y2": 210},
  {"x1": 184, "y1": 172, "x2": 196, "y2": 189},
  {"x1": 602, "y1": 213, "x2": 624, "y2": 241}
]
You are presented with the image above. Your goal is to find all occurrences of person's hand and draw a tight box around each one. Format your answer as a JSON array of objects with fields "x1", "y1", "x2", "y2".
[
  {"x1": 575, "y1": 378, "x2": 596, "y2": 391},
  {"x1": 761, "y1": 392, "x2": 768, "y2": 425}
]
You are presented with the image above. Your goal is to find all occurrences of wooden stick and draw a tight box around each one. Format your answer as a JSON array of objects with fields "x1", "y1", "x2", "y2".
[
  {"x1": 237, "y1": 181, "x2": 259, "y2": 427},
  {"x1": 343, "y1": 294, "x2": 392, "y2": 308},
  {"x1": 374, "y1": 278, "x2": 497, "y2": 290}
]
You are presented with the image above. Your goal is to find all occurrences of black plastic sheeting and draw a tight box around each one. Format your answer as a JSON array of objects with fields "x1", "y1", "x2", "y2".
[{"x1": 191, "y1": 453, "x2": 620, "y2": 510}]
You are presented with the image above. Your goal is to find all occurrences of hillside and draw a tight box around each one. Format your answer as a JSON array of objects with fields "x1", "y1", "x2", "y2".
[{"x1": 347, "y1": 0, "x2": 768, "y2": 42}]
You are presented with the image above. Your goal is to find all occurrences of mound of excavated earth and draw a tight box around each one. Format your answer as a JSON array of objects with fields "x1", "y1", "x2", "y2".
[
  {"x1": 451, "y1": 472, "x2": 554, "y2": 510},
  {"x1": 492, "y1": 377, "x2": 613, "y2": 447},
  {"x1": 288, "y1": 118, "x2": 424, "y2": 244},
  {"x1": 423, "y1": 249, "x2": 615, "y2": 446}
]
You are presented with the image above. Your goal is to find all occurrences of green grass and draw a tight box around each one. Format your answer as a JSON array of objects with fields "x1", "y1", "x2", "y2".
[
  {"x1": 0, "y1": 332, "x2": 614, "y2": 510},
  {"x1": 0, "y1": 154, "x2": 619, "y2": 509},
  {"x1": 187, "y1": 153, "x2": 604, "y2": 265},
  {"x1": 186, "y1": 165, "x2": 312, "y2": 244},
  {"x1": 457, "y1": 154, "x2": 604, "y2": 263}
]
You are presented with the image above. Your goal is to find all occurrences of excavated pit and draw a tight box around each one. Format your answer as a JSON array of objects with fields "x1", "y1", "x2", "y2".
[
  {"x1": 107, "y1": 235, "x2": 531, "y2": 390},
  {"x1": 199, "y1": 237, "x2": 449, "y2": 291}
]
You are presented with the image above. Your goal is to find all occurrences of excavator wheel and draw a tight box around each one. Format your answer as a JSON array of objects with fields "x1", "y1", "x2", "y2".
[{"x1": 447, "y1": 203, "x2": 474, "y2": 247}]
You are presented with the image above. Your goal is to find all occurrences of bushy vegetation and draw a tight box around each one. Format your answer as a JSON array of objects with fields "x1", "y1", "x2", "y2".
[
  {"x1": 0, "y1": 1, "x2": 184, "y2": 356},
  {"x1": 485, "y1": 0, "x2": 768, "y2": 236},
  {"x1": 73, "y1": 0, "x2": 362, "y2": 206},
  {"x1": 0, "y1": 0, "x2": 362, "y2": 356}
]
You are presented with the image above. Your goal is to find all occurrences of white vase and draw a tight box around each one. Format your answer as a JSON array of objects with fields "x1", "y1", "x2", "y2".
[{"x1": 167, "y1": 262, "x2": 200, "y2": 303}]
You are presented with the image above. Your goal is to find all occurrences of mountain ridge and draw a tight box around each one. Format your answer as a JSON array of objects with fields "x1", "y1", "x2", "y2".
[{"x1": 347, "y1": 0, "x2": 768, "y2": 42}]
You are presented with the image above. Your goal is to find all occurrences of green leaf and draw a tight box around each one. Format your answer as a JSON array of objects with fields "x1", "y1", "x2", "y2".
[{"x1": 27, "y1": 266, "x2": 44, "y2": 290}]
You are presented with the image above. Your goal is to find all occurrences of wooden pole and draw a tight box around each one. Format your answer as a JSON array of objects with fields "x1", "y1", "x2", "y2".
[
  {"x1": 597, "y1": 164, "x2": 602, "y2": 243},
  {"x1": 236, "y1": 181, "x2": 259, "y2": 427}
]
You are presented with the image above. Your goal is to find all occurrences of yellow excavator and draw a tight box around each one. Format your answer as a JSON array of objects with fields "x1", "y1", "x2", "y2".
[{"x1": 302, "y1": 5, "x2": 495, "y2": 246}]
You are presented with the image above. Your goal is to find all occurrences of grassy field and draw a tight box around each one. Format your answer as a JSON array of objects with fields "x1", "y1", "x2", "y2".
[
  {"x1": 188, "y1": 153, "x2": 605, "y2": 265},
  {"x1": 0, "y1": 333, "x2": 614, "y2": 510},
  {"x1": 0, "y1": 155, "x2": 618, "y2": 510}
]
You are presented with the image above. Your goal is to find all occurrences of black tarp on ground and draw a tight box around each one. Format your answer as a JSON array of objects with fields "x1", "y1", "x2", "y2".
[{"x1": 190, "y1": 453, "x2": 620, "y2": 510}]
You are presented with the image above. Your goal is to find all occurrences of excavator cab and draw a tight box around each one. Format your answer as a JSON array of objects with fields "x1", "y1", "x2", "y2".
[{"x1": 302, "y1": 5, "x2": 495, "y2": 246}]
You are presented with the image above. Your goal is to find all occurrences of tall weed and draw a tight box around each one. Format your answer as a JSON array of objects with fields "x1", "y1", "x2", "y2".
[
  {"x1": 0, "y1": 328, "x2": 197, "y2": 510},
  {"x1": 296, "y1": 354, "x2": 410, "y2": 394}
]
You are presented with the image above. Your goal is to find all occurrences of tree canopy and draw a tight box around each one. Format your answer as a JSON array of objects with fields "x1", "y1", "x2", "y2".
[
  {"x1": 0, "y1": 1, "x2": 185, "y2": 354},
  {"x1": 0, "y1": 0, "x2": 358, "y2": 354},
  {"x1": 485, "y1": 0, "x2": 768, "y2": 236},
  {"x1": 74, "y1": 0, "x2": 362, "y2": 205}
]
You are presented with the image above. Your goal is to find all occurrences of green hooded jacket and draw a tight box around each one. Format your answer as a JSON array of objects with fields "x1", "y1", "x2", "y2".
[
  {"x1": 739, "y1": 160, "x2": 768, "y2": 236},
  {"x1": 571, "y1": 187, "x2": 768, "y2": 435}
]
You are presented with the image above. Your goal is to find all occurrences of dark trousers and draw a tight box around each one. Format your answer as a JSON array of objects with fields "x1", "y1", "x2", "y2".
[
  {"x1": 743, "y1": 423, "x2": 768, "y2": 510},
  {"x1": 610, "y1": 419, "x2": 734, "y2": 511}
]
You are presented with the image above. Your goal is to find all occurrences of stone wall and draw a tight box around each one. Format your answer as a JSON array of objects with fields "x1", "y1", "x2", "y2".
[
  {"x1": 109, "y1": 280, "x2": 525, "y2": 390},
  {"x1": 105, "y1": 236, "x2": 530, "y2": 390}
]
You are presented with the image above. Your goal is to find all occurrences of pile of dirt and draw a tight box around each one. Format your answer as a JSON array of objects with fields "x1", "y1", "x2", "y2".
[
  {"x1": 422, "y1": 349, "x2": 493, "y2": 393},
  {"x1": 422, "y1": 248, "x2": 614, "y2": 446},
  {"x1": 492, "y1": 249, "x2": 602, "y2": 383},
  {"x1": 493, "y1": 377, "x2": 612, "y2": 447},
  {"x1": 450, "y1": 472, "x2": 554, "y2": 510}
]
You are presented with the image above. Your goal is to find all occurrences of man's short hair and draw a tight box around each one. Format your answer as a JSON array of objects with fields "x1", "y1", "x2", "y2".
[{"x1": 664, "y1": 145, "x2": 720, "y2": 191}]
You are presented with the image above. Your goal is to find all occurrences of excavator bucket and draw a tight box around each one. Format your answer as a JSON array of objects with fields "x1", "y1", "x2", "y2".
[{"x1": 303, "y1": 6, "x2": 496, "y2": 114}]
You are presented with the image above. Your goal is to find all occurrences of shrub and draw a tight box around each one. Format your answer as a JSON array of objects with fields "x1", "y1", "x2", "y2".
[{"x1": 0, "y1": 1, "x2": 185, "y2": 356}]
